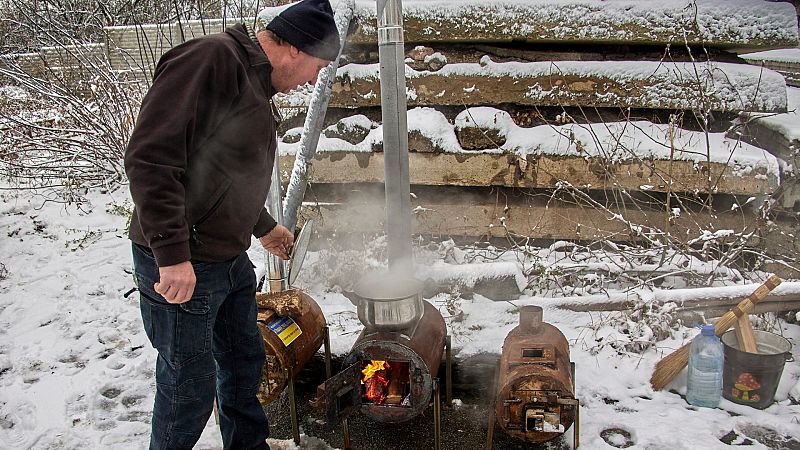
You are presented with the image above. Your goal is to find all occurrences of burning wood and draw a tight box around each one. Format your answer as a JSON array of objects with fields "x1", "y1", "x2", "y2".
[{"x1": 362, "y1": 360, "x2": 390, "y2": 404}]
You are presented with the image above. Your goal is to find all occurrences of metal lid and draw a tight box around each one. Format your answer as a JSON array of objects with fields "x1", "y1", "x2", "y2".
[{"x1": 287, "y1": 219, "x2": 313, "y2": 286}]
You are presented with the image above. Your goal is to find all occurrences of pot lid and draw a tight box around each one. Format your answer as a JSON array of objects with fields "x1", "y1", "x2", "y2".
[{"x1": 287, "y1": 219, "x2": 313, "y2": 287}]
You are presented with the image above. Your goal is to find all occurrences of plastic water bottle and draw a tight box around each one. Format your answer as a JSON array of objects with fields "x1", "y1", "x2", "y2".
[{"x1": 686, "y1": 324, "x2": 724, "y2": 407}]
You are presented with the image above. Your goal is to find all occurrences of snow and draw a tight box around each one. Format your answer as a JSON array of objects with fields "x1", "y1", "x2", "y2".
[
  {"x1": 742, "y1": 48, "x2": 800, "y2": 65},
  {"x1": 2, "y1": 0, "x2": 800, "y2": 448},
  {"x1": 406, "y1": 107, "x2": 461, "y2": 152},
  {"x1": 745, "y1": 87, "x2": 800, "y2": 143},
  {"x1": 343, "y1": 0, "x2": 797, "y2": 45},
  {"x1": 1, "y1": 187, "x2": 799, "y2": 449},
  {"x1": 334, "y1": 59, "x2": 788, "y2": 112},
  {"x1": 280, "y1": 107, "x2": 782, "y2": 184},
  {"x1": 336, "y1": 114, "x2": 374, "y2": 132},
  {"x1": 454, "y1": 107, "x2": 514, "y2": 136}
]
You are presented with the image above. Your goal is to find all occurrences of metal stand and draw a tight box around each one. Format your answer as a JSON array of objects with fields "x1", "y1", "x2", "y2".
[
  {"x1": 433, "y1": 378, "x2": 442, "y2": 450},
  {"x1": 324, "y1": 326, "x2": 332, "y2": 379},
  {"x1": 485, "y1": 360, "x2": 499, "y2": 450},
  {"x1": 445, "y1": 335, "x2": 453, "y2": 407},
  {"x1": 325, "y1": 326, "x2": 351, "y2": 449},
  {"x1": 342, "y1": 417, "x2": 352, "y2": 450},
  {"x1": 571, "y1": 361, "x2": 580, "y2": 449},
  {"x1": 285, "y1": 367, "x2": 301, "y2": 445}
]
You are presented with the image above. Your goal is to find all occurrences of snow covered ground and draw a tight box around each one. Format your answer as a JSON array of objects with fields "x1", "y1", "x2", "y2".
[
  {"x1": 1, "y1": 181, "x2": 799, "y2": 449},
  {"x1": 1, "y1": 7, "x2": 799, "y2": 447}
]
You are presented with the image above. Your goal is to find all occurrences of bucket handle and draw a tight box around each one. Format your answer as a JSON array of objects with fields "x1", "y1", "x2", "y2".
[{"x1": 785, "y1": 352, "x2": 794, "y2": 363}]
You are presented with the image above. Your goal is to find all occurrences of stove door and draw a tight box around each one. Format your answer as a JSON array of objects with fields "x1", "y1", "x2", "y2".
[{"x1": 315, "y1": 362, "x2": 363, "y2": 425}]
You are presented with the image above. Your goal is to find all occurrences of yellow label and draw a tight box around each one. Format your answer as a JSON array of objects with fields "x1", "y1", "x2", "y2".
[{"x1": 267, "y1": 316, "x2": 302, "y2": 346}]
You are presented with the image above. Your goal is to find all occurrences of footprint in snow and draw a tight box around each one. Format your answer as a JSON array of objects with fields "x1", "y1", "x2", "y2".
[{"x1": 0, "y1": 398, "x2": 42, "y2": 449}]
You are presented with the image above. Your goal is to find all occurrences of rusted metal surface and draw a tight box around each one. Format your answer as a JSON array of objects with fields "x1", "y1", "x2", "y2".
[
  {"x1": 343, "y1": 300, "x2": 446, "y2": 423},
  {"x1": 495, "y1": 306, "x2": 576, "y2": 443},
  {"x1": 256, "y1": 289, "x2": 326, "y2": 405}
]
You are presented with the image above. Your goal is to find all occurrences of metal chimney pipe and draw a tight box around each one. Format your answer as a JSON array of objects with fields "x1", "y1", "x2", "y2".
[
  {"x1": 282, "y1": 0, "x2": 355, "y2": 232},
  {"x1": 264, "y1": 157, "x2": 287, "y2": 293},
  {"x1": 377, "y1": 0, "x2": 413, "y2": 274},
  {"x1": 519, "y1": 305, "x2": 544, "y2": 334}
]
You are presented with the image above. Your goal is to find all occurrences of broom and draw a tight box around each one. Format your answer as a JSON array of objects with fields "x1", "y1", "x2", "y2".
[{"x1": 649, "y1": 274, "x2": 782, "y2": 390}]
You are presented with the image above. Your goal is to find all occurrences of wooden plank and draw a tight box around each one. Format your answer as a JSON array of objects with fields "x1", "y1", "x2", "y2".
[
  {"x1": 735, "y1": 315, "x2": 759, "y2": 353},
  {"x1": 279, "y1": 152, "x2": 774, "y2": 195},
  {"x1": 330, "y1": 61, "x2": 787, "y2": 113},
  {"x1": 296, "y1": 184, "x2": 763, "y2": 242}
]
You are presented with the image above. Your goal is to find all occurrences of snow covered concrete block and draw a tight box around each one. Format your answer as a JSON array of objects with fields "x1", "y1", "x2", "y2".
[
  {"x1": 296, "y1": 184, "x2": 765, "y2": 244},
  {"x1": 454, "y1": 107, "x2": 511, "y2": 150},
  {"x1": 333, "y1": 60, "x2": 788, "y2": 113},
  {"x1": 323, "y1": 114, "x2": 375, "y2": 144},
  {"x1": 345, "y1": 1, "x2": 798, "y2": 51},
  {"x1": 418, "y1": 261, "x2": 526, "y2": 301},
  {"x1": 279, "y1": 106, "x2": 780, "y2": 196},
  {"x1": 742, "y1": 49, "x2": 800, "y2": 88}
]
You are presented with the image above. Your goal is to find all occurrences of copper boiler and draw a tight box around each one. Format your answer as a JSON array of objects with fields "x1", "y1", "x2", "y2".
[
  {"x1": 256, "y1": 289, "x2": 327, "y2": 404},
  {"x1": 494, "y1": 305, "x2": 578, "y2": 444}
]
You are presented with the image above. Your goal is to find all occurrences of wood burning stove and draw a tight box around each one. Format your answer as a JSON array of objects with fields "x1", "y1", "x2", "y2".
[
  {"x1": 316, "y1": 274, "x2": 451, "y2": 449},
  {"x1": 488, "y1": 305, "x2": 579, "y2": 448},
  {"x1": 344, "y1": 300, "x2": 447, "y2": 423},
  {"x1": 256, "y1": 289, "x2": 327, "y2": 404}
]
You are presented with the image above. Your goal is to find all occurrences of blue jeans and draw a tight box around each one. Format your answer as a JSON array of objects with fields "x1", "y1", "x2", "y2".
[{"x1": 132, "y1": 244, "x2": 269, "y2": 450}]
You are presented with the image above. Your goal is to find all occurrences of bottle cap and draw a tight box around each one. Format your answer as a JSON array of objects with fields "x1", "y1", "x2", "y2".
[{"x1": 701, "y1": 324, "x2": 716, "y2": 336}]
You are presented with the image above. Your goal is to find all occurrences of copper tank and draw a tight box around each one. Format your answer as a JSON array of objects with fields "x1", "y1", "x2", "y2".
[
  {"x1": 256, "y1": 289, "x2": 326, "y2": 404},
  {"x1": 495, "y1": 305, "x2": 577, "y2": 443}
]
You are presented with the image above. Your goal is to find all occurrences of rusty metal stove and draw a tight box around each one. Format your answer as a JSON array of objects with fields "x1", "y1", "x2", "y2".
[
  {"x1": 317, "y1": 273, "x2": 451, "y2": 449},
  {"x1": 345, "y1": 300, "x2": 447, "y2": 423},
  {"x1": 488, "y1": 305, "x2": 580, "y2": 448}
]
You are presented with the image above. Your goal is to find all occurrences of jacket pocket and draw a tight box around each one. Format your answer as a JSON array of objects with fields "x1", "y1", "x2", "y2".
[
  {"x1": 186, "y1": 176, "x2": 232, "y2": 247},
  {"x1": 187, "y1": 176, "x2": 232, "y2": 226}
]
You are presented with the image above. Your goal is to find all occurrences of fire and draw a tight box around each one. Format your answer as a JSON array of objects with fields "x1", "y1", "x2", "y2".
[{"x1": 362, "y1": 360, "x2": 390, "y2": 404}]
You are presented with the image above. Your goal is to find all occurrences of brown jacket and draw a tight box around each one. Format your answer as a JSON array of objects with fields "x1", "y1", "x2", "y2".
[{"x1": 125, "y1": 24, "x2": 278, "y2": 267}]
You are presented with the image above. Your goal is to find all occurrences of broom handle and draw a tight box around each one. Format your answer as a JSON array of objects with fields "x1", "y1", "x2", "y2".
[{"x1": 712, "y1": 274, "x2": 781, "y2": 336}]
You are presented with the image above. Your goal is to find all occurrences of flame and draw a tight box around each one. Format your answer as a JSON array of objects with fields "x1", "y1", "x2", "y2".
[
  {"x1": 362, "y1": 360, "x2": 389, "y2": 383},
  {"x1": 362, "y1": 360, "x2": 390, "y2": 404}
]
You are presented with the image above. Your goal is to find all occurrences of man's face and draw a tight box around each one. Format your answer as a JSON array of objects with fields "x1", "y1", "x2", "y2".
[{"x1": 273, "y1": 49, "x2": 330, "y2": 94}]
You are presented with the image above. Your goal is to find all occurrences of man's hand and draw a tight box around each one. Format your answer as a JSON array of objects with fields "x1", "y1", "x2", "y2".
[
  {"x1": 155, "y1": 261, "x2": 196, "y2": 303},
  {"x1": 259, "y1": 224, "x2": 294, "y2": 260}
]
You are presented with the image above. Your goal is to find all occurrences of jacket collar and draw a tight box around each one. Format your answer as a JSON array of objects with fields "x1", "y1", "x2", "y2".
[{"x1": 226, "y1": 23, "x2": 276, "y2": 96}]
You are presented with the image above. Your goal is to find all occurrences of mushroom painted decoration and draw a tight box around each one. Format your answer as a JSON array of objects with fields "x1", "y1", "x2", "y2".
[{"x1": 732, "y1": 372, "x2": 762, "y2": 402}]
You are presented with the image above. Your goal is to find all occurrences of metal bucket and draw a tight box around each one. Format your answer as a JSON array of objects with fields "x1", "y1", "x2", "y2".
[
  {"x1": 354, "y1": 272, "x2": 424, "y2": 331},
  {"x1": 720, "y1": 330, "x2": 792, "y2": 409}
]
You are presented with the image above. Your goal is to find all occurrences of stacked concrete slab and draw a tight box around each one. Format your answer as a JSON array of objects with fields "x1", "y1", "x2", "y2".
[
  {"x1": 100, "y1": 1, "x2": 799, "y2": 258},
  {"x1": 264, "y1": 0, "x2": 798, "y2": 251}
]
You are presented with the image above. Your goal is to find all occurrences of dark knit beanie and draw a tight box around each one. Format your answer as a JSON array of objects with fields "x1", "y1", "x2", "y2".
[{"x1": 266, "y1": 0, "x2": 340, "y2": 62}]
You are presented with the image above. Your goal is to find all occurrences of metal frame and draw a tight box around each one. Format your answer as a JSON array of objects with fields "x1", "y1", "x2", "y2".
[{"x1": 283, "y1": 326, "x2": 335, "y2": 446}]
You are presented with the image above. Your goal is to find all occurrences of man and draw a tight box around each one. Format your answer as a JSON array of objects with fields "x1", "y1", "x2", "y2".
[{"x1": 124, "y1": 0, "x2": 340, "y2": 448}]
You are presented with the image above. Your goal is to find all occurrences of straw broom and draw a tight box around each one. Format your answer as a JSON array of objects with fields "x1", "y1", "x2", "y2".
[{"x1": 649, "y1": 274, "x2": 782, "y2": 390}]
